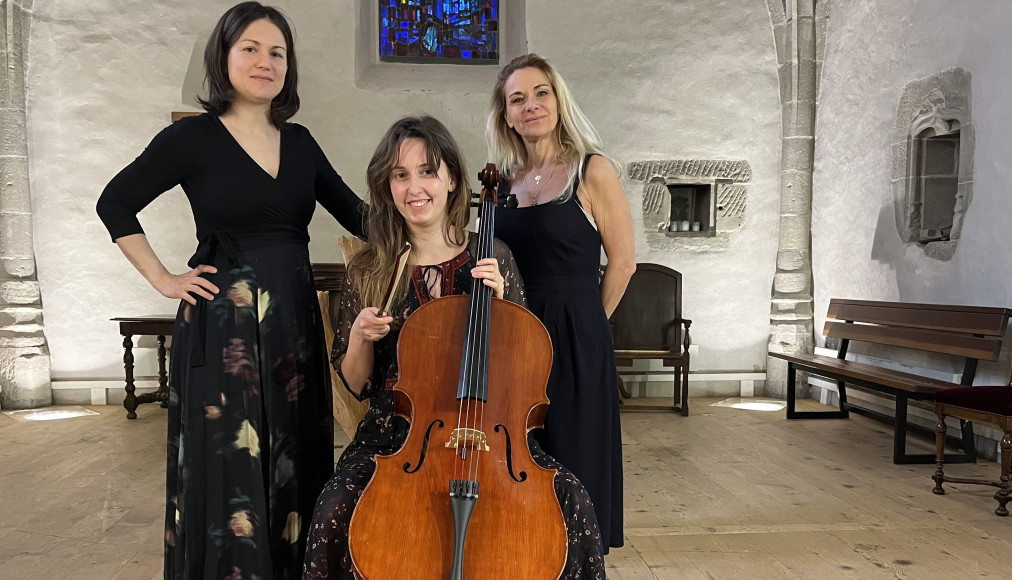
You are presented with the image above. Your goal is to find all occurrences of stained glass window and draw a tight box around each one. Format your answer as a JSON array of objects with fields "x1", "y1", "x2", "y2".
[{"x1": 379, "y1": 0, "x2": 499, "y2": 64}]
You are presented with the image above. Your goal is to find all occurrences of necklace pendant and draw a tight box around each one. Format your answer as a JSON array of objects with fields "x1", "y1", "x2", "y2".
[{"x1": 534, "y1": 174, "x2": 542, "y2": 185}]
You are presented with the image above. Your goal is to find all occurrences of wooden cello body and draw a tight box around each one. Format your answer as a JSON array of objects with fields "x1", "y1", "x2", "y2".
[{"x1": 348, "y1": 166, "x2": 567, "y2": 579}]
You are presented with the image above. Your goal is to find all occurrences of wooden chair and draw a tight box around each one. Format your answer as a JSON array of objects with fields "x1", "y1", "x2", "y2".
[
  {"x1": 312, "y1": 262, "x2": 369, "y2": 439},
  {"x1": 933, "y1": 385, "x2": 1012, "y2": 516},
  {"x1": 607, "y1": 263, "x2": 692, "y2": 415}
]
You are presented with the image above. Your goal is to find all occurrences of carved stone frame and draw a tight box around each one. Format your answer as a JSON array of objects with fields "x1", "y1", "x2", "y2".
[
  {"x1": 627, "y1": 160, "x2": 752, "y2": 252},
  {"x1": 892, "y1": 68, "x2": 974, "y2": 260}
]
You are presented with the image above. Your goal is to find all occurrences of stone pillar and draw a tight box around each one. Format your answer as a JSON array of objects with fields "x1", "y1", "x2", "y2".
[
  {"x1": 764, "y1": 0, "x2": 824, "y2": 398},
  {"x1": 1, "y1": 0, "x2": 51, "y2": 410}
]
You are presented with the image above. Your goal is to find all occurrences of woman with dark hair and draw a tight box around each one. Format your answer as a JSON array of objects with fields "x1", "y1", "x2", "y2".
[
  {"x1": 302, "y1": 115, "x2": 606, "y2": 579},
  {"x1": 95, "y1": 2, "x2": 365, "y2": 577},
  {"x1": 486, "y1": 53, "x2": 636, "y2": 553}
]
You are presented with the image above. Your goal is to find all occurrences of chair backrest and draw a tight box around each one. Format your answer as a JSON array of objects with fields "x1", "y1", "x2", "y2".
[
  {"x1": 311, "y1": 263, "x2": 369, "y2": 439},
  {"x1": 608, "y1": 263, "x2": 683, "y2": 353},
  {"x1": 312, "y1": 262, "x2": 348, "y2": 293}
]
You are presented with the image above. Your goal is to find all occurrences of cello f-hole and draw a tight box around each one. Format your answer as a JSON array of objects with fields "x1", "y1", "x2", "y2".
[
  {"x1": 494, "y1": 424, "x2": 528, "y2": 483},
  {"x1": 403, "y1": 419, "x2": 444, "y2": 473}
]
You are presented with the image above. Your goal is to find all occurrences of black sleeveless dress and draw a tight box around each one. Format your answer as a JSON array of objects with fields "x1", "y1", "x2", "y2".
[{"x1": 495, "y1": 168, "x2": 624, "y2": 551}]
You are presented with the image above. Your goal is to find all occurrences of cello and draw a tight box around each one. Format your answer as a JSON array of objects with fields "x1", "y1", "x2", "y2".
[{"x1": 348, "y1": 164, "x2": 568, "y2": 579}]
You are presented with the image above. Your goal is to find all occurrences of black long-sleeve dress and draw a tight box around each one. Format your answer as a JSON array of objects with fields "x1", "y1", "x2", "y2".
[
  {"x1": 303, "y1": 235, "x2": 606, "y2": 579},
  {"x1": 97, "y1": 112, "x2": 365, "y2": 580}
]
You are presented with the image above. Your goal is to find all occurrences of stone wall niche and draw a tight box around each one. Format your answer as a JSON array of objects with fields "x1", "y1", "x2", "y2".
[
  {"x1": 628, "y1": 160, "x2": 752, "y2": 252},
  {"x1": 892, "y1": 69, "x2": 974, "y2": 261}
]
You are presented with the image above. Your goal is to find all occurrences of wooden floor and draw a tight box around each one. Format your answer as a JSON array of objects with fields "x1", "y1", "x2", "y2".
[{"x1": 1, "y1": 397, "x2": 1010, "y2": 579}]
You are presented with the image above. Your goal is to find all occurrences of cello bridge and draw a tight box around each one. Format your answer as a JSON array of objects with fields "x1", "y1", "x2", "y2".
[{"x1": 445, "y1": 428, "x2": 490, "y2": 452}]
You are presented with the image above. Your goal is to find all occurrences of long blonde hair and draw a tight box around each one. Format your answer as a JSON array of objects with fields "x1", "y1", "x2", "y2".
[
  {"x1": 486, "y1": 53, "x2": 619, "y2": 198},
  {"x1": 350, "y1": 116, "x2": 470, "y2": 309}
]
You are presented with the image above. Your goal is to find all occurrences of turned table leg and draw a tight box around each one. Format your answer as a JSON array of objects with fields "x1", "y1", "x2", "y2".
[
  {"x1": 157, "y1": 334, "x2": 169, "y2": 408},
  {"x1": 122, "y1": 334, "x2": 138, "y2": 420}
]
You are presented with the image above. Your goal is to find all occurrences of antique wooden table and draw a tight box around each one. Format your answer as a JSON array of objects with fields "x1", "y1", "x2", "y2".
[{"x1": 112, "y1": 316, "x2": 175, "y2": 419}]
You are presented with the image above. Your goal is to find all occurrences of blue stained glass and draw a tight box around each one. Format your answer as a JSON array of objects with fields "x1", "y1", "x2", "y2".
[
  {"x1": 422, "y1": 25, "x2": 438, "y2": 52},
  {"x1": 378, "y1": 0, "x2": 498, "y2": 63}
]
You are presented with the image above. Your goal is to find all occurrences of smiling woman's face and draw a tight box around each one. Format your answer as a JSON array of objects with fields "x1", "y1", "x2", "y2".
[
  {"x1": 503, "y1": 66, "x2": 559, "y2": 142},
  {"x1": 227, "y1": 18, "x2": 288, "y2": 106},
  {"x1": 389, "y1": 138, "x2": 454, "y2": 233}
]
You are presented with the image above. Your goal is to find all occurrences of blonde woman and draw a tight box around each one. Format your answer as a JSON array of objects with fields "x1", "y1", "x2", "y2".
[{"x1": 487, "y1": 53, "x2": 636, "y2": 552}]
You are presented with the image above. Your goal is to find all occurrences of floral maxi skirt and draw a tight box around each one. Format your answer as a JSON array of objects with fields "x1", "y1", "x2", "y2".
[{"x1": 164, "y1": 241, "x2": 334, "y2": 580}]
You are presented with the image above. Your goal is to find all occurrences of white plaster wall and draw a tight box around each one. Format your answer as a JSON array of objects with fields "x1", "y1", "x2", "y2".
[
  {"x1": 28, "y1": 0, "x2": 781, "y2": 383},
  {"x1": 813, "y1": 0, "x2": 1012, "y2": 382},
  {"x1": 527, "y1": 0, "x2": 781, "y2": 373}
]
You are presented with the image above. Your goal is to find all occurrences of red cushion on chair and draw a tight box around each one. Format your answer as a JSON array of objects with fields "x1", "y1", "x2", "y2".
[{"x1": 936, "y1": 386, "x2": 1012, "y2": 416}]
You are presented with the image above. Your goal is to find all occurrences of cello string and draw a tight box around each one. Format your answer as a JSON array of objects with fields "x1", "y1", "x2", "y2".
[
  {"x1": 466, "y1": 199, "x2": 488, "y2": 484},
  {"x1": 455, "y1": 270, "x2": 471, "y2": 480},
  {"x1": 469, "y1": 197, "x2": 494, "y2": 484},
  {"x1": 474, "y1": 200, "x2": 495, "y2": 482},
  {"x1": 461, "y1": 197, "x2": 489, "y2": 483}
]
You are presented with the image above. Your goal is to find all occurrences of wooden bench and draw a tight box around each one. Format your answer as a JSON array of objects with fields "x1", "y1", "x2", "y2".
[{"x1": 769, "y1": 299, "x2": 1012, "y2": 464}]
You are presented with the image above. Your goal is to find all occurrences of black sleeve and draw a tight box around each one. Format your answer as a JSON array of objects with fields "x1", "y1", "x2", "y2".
[
  {"x1": 492, "y1": 238, "x2": 527, "y2": 308},
  {"x1": 306, "y1": 127, "x2": 367, "y2": 239},
  {"x1": 95, "y1": 118, "x2": 195, "y2": 242}
]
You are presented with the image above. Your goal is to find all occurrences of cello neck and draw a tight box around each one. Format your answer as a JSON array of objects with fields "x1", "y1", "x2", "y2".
[{"x1": 456, "y1": 165, "x2": 501, "y2": 402}]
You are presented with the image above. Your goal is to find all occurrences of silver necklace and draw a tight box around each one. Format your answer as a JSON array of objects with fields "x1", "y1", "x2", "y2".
[{"x1": 526, "y1": 161, "x2": 559, "y2": 205}]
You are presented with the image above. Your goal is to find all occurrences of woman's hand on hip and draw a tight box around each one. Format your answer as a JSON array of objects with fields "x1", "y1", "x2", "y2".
[{"x1": 152, "y1": 265, "x2": 219, "y2": 305}]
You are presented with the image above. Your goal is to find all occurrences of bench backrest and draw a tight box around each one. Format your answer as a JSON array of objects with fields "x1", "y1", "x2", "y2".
[{"x1": 824, "y1": 299, "x2": 1011, "y2": 362}]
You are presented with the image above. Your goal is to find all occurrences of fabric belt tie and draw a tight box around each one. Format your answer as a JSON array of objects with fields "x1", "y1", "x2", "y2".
[{"x1": 186, "y1": 227, "x2": 309, "y2": 367}]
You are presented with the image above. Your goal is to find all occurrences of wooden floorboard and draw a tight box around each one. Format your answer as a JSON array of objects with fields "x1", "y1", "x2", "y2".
[{"x1": 1, "y1": 397, "x2": 1009, "y2": 579}]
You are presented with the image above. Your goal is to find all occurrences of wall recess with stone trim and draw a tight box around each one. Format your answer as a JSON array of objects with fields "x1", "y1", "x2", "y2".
[
  {"x1": 892, "y1": 68, "x2": 974, "y2": 261},
  {"x1": 627, "y1": 160, "x2": 752, "y2": 252}
]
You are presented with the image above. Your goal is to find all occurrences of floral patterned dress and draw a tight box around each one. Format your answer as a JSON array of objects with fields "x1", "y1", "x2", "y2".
[
  {"x1": 303, "y1": 236, "x2": 606, "y2": 579},
  {"x1": 97, "y1": 113, "x2": 366, "y2": 580}
]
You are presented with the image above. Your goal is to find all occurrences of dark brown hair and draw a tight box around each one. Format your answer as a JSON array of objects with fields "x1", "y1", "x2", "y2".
[
  {"x1": 198, "y1": 1, "x2": 299, "y2": 128},
  {"x1": 350, "y1": 116, "x2": 470, "y2": 309}
]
